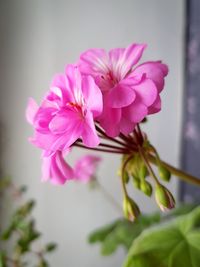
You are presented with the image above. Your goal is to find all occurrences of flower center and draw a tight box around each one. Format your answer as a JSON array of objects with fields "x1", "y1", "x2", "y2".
[{"x1": 66, "y1": 102, "x2": 86, "y2": 118}]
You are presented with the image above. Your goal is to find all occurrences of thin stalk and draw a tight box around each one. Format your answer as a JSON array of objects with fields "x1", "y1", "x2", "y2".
[
  {"x1": 95, "y1": 125, "x2": 128, "y2": 147},
  {"x1": 95, "y1": 179, "x2": 122, "y2": 214},
  {"x1": 147, "y1": 153, "x2": 200, "y2": 186},
  {"x1": 133, "y1": 129, "x2": 160, "y2": 185},
  {"x1": 119, "y1": 133, "x2": 133, "y2": 143},
  {"x1": 74, "y1": 143, "x2": 130, "y2": 154},
  {"x1": 118, "y1": 133, "x2": 138, "y2": 150},
  {"x1": 121, "y1": 154, "x2": 133, "y2": 197},
  {"x1": 76, "y1": 139, "x2": 127, "y2": 151},
  {"x1": 138, "y1": 147, "x2": 160, "y2": 185},
  {"x1": 136, "y1": 124, "x2": 144, "y2": 143},
  {"x1": 99, "y1": 142, "x2": 128, "y2": 150}
]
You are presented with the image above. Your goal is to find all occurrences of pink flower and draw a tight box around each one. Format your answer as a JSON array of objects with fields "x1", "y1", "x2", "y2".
[
  {"x1": 41, "y1": 150, "x2": 74, "y2": 185},
  {"x1": 26, "y1": 65, "x2": 103, "y2": 153},
  {"x1": 74, "y1": 155, "x2": 101, "y2": 183},
  {"x1": 79, "y1": 43, "x2": 168, "y2": 137}
]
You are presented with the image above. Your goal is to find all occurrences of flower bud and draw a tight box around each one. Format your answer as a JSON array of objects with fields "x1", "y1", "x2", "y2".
[
  {"x1": 155, "y1": 184, "x2": 175, "y2": 211},
  {"x1": 131, "y1": 175, "x2": 141, "y2": 189},
  {"x1": 158, "y1": 165, "x2": 171, "y2": 182},
  {"x1": 123, "y1": 196, "x2": 140, "y2": 221},
  {"x1": 138, "y1": 164, "x2": 148, "y2": 180},
  {"x1": 140, "y1": 181, "x2": 152, "y2": 197}
]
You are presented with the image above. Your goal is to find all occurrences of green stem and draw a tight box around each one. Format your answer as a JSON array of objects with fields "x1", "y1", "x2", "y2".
[
  {"x1": 121, "y1": 154, "x2": 133, "y2": 197},
  {"x1": 133, "y1": 129, "x2": 160, "y2": 185},
  {"x1": 138, "y1": 147, "x2": 160, "y2": 185},
  {"x1": 147, "y1": 154, "x2": 200, "y2": 186}
]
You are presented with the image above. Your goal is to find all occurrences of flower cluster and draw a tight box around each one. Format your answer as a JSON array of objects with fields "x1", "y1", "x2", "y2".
[
  {"x1": 27, "y1": 43, "x2": 177, "y2": 217},
  {"x1": 27, "y1": 43, "x2": 167, "y2": 184}
]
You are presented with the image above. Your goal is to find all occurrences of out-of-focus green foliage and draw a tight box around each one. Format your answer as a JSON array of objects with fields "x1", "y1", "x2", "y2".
[
  {"x1": 88, "y1": 204, "x2": 199, "y2": 267},
  {"x1": 88, "y1": 213, "x2": 161, "y2": 255},
  {"x1": 0, "y1": 177, "x2": 57, "y2": 267},
  {"x1": 124, "y1": 206, "x2": 200, "y2": 267}
]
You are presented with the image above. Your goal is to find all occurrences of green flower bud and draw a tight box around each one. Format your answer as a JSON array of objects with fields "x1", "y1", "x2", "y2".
[
  {"x1": 140, "y1": 181, "x2": 152, "y2": 197},
  {"x1": 138, "y1": 164, "x2": 148, "y2": 180},
  {"x1": 131, "y1": 175, "x2": 141, "y2": 189},
  {"x1": 158, "y1": 165, "x2": 171, "y2": 182},
  {"x1": 155, "y1": 184, "x2": 175, "y2": 211},
  {"x1": 123, "y1": 196, "x2": 140, "y2": 221}
]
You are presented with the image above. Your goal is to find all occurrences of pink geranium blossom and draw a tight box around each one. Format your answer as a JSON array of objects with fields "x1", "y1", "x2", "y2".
[
  {"x1": 74, "y1": 155, "x2": 101, "y2": 183},
  {"x1": 79, "y1": 43, "x2": 168, "y2": 137},
  {"x1": 41, "y1": 150, "x2": 74, "y2": 185},
  {"x1": 26, "y1": 65, "x2": 103, "y2": 153}
]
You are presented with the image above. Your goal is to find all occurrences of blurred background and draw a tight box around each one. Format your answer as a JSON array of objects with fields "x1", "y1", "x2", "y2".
[{"x1": 0, "y1": 0, "x2": 188, "y2": 266}]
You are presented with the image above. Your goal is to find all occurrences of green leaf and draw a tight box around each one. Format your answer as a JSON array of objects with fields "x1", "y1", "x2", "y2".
[
  {"x1": 19, "y1": 185, "x2": 28, "y2": 194},
  {"x1": 36, "y1": 259, "x2": 49, "y2": 267},
  {"x1": 15, "y1": 200, "x2": 35, "y2": 217},
  {"x1": 1, "y1": 225, "x2": 15, "y2": 240},
  {"x1": 101, "y1": 233, "x2": 119, "y2": 255},
  {"x1": 168, "y1": 203, "x2": 197, "y2": 217},
  {"x1": 88, "y1": 220, "x2": 119, "y2": 243},
  {"x1": 45, "y1": 242, "x2": 57, "y2": 252},
  {"x1": 88, "y1": 213, "x2": 161, "y2": 256},
  {"x1": 123, "y1": 207, "x2": 200, "y2": 267},
  {"x1": 0, "y1": 252, "x2": 7, "y2": 267}
]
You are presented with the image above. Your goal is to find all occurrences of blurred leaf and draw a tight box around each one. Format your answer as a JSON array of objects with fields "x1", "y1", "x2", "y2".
[
  {"x1": 123, "y1": 207, "x2": 200, "y2": 267},
  {"x1": 1, "y1": 225, "x2": 15, "y2": 240},
  {"x1": 15, "y1": 200, "x2": 35, "y2": 217},
  {"x1": 0, "y1": 252, "x2": 7, "y2": 267},
  {"x1": 88, "y1": 213, "x2": 161, "y2": 255},
  {"x1": 0, "y1": 180, "x2": 57, "y2": 266},
  {"x1": 101, "y1": 233, "x2": 119, "y2": 255},
  {"x1": 36, "y1": 259, "x2": 49, "y2": 267},
  {"x1": 169, "y1": 203, "x2": 197, "y2": 217},
  {"x1": 45, "y1": 243, "x2": 57, "y2": 253},
  {"x1": 19, "y1": 185, "x2": 28, "y2": 194},
  {"x1": 0, "y1": 177, "x2": 11, "y2": 191},
  {"x1": 15, "y1": 220, "x2": 41, "y2": 254},
  {"x1": 88, "y1": 220, "x2": 118, "y2": 243}
]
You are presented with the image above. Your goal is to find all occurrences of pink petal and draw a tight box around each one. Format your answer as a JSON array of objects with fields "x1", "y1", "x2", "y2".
[
  {"x1": 148, "y1": 95, "x2": 161, "y2": 114},
  {"x1": 99, "y1": 107, "x2": 121, "y2": 137},
  {"x1": 51, "y1": 122, "x2": 83, "y2": 151},
  {"x1": 49, "y1": 113, "x2": 73, "y2": 134},
  {"x1": 74, "y1": 155, "x2": 101, "y2": 183},
  {"x1": 41, "y1": 155, "x2": 51, "y2": 182},
  {"x1": 119, "y1": 117, "x2": 136, "y2": 135},
  {"x1": 26, "y1": 98, "x2": 38, "y2": 125},
  {"x1": 120, "y1": 43, "x2": 147, "y2": 79},
  {"x1": 30, "y1": 131, "x2": 58, "y2": 151},
  {"x1": 133, "y1": 78, "x2": 157, "y2": 106},
  {"x1": 109, "y1": 48, "x2": 125, "y2": 78},
  {"x1": 50, "y1": 154, "x2": 67, "y2": 185},
  {"x1": 79, "y1": 48, "x2": 109, "y2": 76},
  {"x1": 132, "y1": 61, "x2": 169, "y2": 92},
  {"x1": 41, "y1": 151, "x2": 74, "y2": 185},
  {"x1": 34, "y1": 107, "x2": 56, "y2": 133},
  {"x1": 51, "y1": 73, "x2": 72, "y2": 104},
  {"x1": 55, "y1": 151, "x2": 74, "y2": 180},
  {"x1": 65, "y1": 65, "x2": 82, "y2": 100},
  {"x1": 81, "y1": 111, "x2": 100, "y2": 147},
  {"x1": 123, "y1": 100, "x2": 148, "y2": 123},
  {"x1": 106, "y1": 84, "x2": 136, "y2": 108},
  {"x1": 81, "y1": 75, "x2": 103, "y2": 117}
]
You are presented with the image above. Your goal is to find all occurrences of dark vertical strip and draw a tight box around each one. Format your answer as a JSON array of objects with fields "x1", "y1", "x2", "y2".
[{"x1": 180, "y1": 0, "x2": 200, "y2": 202}]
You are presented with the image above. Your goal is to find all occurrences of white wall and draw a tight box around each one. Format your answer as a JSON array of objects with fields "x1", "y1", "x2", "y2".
[{"x1": 0, "y1": 0, "x2": 185, "y2": 266}]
